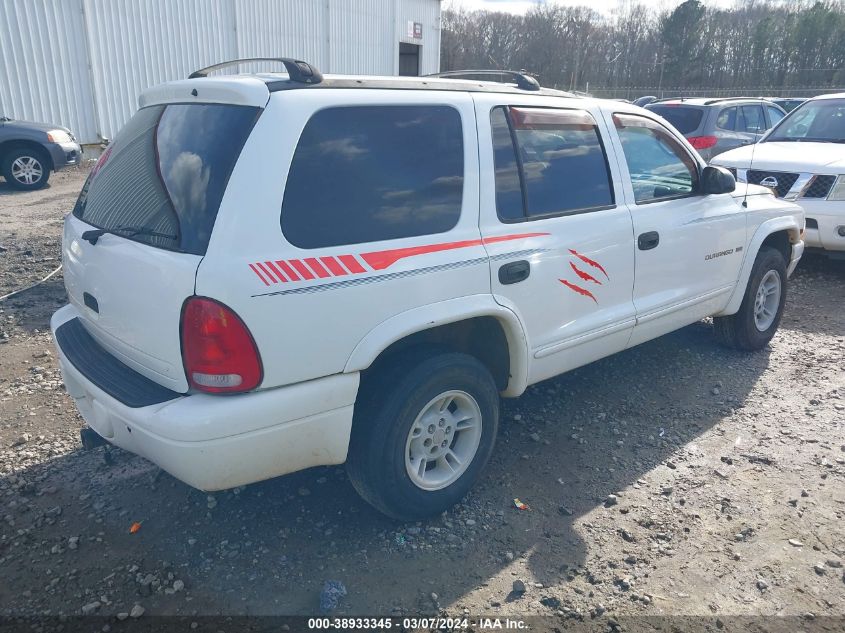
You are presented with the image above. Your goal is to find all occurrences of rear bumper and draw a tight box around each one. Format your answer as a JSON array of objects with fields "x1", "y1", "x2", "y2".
[{"x1": 51, "y1": 304, "x2": 358, "y2": 491}]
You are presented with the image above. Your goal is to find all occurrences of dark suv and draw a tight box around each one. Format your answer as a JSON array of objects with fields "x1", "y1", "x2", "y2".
[
  {"x1": 645, "y1": 98, "x2": 787, "y2": 161},
  {"x1": 0, "y1": 115, "x2": 82, "y2": 190}
]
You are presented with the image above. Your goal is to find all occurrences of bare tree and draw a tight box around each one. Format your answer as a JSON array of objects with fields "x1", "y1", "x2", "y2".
[{"x1": 440, "y1": 0, "x2": 845, "y2": 93}]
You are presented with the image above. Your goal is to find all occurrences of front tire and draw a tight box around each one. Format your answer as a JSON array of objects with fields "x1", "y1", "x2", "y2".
[
  {"x1": 346, "y1": 350, "x2": 500, "y2": 521},
  {"x1": 2, "y1": 148, "x2": 51, "y2": 190},
  {"x1": 714, "y1": 246, "x2": 787, "y2": 351}
]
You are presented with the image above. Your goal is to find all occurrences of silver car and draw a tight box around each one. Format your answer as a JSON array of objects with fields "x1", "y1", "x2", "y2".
[{"x1": 645, "y1": 98, "x2": 787, "y2": 161}]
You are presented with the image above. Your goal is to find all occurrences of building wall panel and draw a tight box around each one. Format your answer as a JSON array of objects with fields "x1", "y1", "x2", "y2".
[
  {"x1": 0, "y1": 0, "x2": 98, "y2": 143},
  {"x1": 83, "y1": 0, "x2": 237, "y2": 141},
  {"x1": 1, "y1": 0, "x2": 441, "y2": 145}
]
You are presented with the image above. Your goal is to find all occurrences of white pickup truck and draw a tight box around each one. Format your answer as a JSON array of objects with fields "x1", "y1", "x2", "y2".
[
  {"x1": 51, "y1": 60, "x2": 805, "y2": 520},
  {"x1": 712, "y1": 92, "x2": 845, "y2": 256}
]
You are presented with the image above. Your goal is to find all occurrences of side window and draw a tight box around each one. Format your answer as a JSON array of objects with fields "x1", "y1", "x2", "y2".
[
  {"x1": 739, "y1": 105, "x2": 765, "y2": 133},
  {"x1": 767, "y1": 106, "x2": 785, "y2": 127},
  {"x1": 281, "y1": 105, "x2": 464, "y2": 248},
  {"x1": 716, "y1": 107, "x2": 737, "y2": 131},
  {"x1": 491, "y1": 106, "x2": 614, "y2": 221},
  {"x1": 613, "y1": 113, "x2": 699, "y2": 204}
]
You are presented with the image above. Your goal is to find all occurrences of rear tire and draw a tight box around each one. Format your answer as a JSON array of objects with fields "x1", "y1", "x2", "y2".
[
  {"x1": 346, "y1": 350, "x2": 499, "y2": 521},
  {"x1": 714, "y1": 246, "x2": 787, "y2": 351},
  {"x1": 2, "y1": 147, "x2": 51, "y2": 190}
]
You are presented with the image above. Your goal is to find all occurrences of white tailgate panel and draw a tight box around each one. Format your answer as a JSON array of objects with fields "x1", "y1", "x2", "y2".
[{"x1": 62, "y1": 214, "x2": 200, "y2": 392}]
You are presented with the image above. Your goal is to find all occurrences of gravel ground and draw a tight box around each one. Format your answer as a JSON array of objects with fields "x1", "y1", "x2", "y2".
[{"x1": 0, "y1": 169, "x2": 843, "y2": 628}]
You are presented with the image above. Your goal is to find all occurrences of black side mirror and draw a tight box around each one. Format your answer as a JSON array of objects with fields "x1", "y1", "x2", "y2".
[{"x1": 702, "y1": 165, "x2": 736, "y2": 194}]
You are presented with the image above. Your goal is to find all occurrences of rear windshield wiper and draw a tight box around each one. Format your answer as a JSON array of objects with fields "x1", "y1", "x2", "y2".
[{"x1": 81, "y1": 225, "x2": 177, "y2": 245}]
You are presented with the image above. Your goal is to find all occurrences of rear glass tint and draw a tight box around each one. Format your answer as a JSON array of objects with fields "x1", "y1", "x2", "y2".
[
  {"x1": 281, "y1": 105, "x2": 464, "y2": 249},
  {"x1": 73, "y1": 103, "x2": 259, "y2": 255},
  {"x1": 646, "y1": 105, "x2": 704, "y2": 135}
]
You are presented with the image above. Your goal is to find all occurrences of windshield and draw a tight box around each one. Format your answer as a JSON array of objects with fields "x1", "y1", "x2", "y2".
[
  {"x1": 766, "y1": 99, "x2": 845, "y2": 143},
  {"x1": 73, "y1": 103, "x2": 260, "y2": 255},
  {"x1": 645, "y1": 105, "x2": 704, "y2": 135}
]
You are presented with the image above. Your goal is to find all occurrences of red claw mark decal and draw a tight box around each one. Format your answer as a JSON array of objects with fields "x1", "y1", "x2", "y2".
[
  {"x1": 560, "y1": 279, "x2": 598, "y2": 303},
  {"x1": 569, "y1": 249, "x2": 609, "y2": 279},
  {"x1": 569, "y1": 261, "x2": 602, "y2": 285},
  {"x1": 561, "y1": 249, "x2": 608, "y2": 303}
]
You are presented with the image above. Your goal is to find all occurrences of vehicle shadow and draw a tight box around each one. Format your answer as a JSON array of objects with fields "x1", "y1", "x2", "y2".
[
  {"x1": 0, "y1": 180, "x2": 54, "y2": 196},
  {"x1": 0, "y1": 318, "x2": 769, "y2": 617}
]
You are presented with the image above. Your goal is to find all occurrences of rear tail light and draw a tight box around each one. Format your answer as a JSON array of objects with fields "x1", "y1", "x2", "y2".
[
  {"x1": 688, "y1": 135, "x2": 718, "y2": 150},
  {"x1": 181, "y1": 297, "x2": 262, "y2": 394}
]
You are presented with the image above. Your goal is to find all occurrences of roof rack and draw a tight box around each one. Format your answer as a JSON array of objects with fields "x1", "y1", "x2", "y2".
[
  {"x1": 703, "y1": 96, "x2": 760, "y2": 105},
  {"x1": 425, "y1": 70, "x2": 540, "y2": 91},
  {"x1": 189, "y1": 57, "x2": 323, "y2": 84}
]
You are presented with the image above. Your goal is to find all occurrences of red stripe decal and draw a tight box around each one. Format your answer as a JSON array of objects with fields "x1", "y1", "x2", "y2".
[
  {"x1": 560, "y1": 279, "x2": 598, "y2": 303},
  {"x1": 483, "y1": 232, "x2": 549, "y2": 246},
  {"x1": 255, "y1": 262, "x2": 278, "y2": 284},
  {"x1": 265, "y1": 261, "x2": 288, "y2": 282},
  {"x1": 569, "y1": 261, "x2": 602, "y2": 285},
  {"x1": 276, "y1": 260, "x2": 301, "y2": 282},
  {"x1": 320, "y1": 256, "x2": 348, "y2": 276},
  {"x1": 304, "y1": 257, "x2": 331, "y2": 278},
  {"x1": 289, "y1": 259, "x2": 315, "y2": 280},
  {"x1": 249, "y1": 263, "x2": 271, "y2": 286},
  {"x1": 569, "y1": 249, "x2": 609, "y2": 279},
  {"x1": 338, "y1": 255, "x2": 366, "y2": 274},
  {"x1": 361, "y1": 233, "x2": 549, "y2": 271}
]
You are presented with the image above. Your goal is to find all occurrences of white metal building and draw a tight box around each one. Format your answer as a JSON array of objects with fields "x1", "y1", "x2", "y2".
[{"x1": 0, "y1": 0, "x2": 442, "y2": 145}]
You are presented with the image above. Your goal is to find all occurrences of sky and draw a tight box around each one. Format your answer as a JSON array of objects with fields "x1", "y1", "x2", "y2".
[{"x1": 444, "y1": 0, "x2": 738, "y2": 16}]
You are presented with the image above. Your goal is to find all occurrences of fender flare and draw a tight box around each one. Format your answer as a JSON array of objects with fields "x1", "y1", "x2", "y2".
[
  {"x1": 344, "y1": 294, "x2": 530, "y2": 397},
  {"x1": 716, "y1": 216, "x2": 801, "y2": 316}
]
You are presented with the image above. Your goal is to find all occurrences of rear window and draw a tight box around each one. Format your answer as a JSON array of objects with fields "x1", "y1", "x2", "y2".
[
  {"x1": 646, "y1": 105, "x2": 704, "y2": 135},
  {"x1": 281, "y1": 105, "x2": 464, "y2": 249},
  {"x1": 73, "y1": 103, "x2": 260, "y2": 255}
]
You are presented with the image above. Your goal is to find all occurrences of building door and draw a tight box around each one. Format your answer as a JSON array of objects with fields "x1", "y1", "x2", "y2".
[{"x1": 399, "y1": 43, "x2": 420, "y2": 76}]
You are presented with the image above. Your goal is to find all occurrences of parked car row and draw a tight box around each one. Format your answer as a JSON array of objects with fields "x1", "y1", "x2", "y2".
[
  {"x1": 712, "y1": 93, "x2": 845, "y2": 256},
  {"x1": 644, "y1": 97, "x2": 787, "y2": 160},
  {"x1": 640, "y1": 92, "x2": 844, "y2": 257}
]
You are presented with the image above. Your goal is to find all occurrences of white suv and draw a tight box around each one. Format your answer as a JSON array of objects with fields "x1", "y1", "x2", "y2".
[
  {"x1": 712, "y1": 92, "x2": 845, "y2": 256},
  {"x1": 51, "y1": 59, "x2": 804, "y2": 521}
]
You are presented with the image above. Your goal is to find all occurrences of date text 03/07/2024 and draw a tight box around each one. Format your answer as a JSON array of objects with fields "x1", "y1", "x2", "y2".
[{"x1": 306, "y1": 617, "x2": 527, "y2": 629}]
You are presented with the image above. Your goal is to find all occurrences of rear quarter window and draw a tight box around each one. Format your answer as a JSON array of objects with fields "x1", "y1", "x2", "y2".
[
  {"x1": 73, "y1": 103, "x2": 259, "y2": 255},
  {"x1": 646, "y1": 105, "x2": 704, "y2": 135},
  {"x1": 281, "y1": 105, "x2": 464, "y2": 249}
]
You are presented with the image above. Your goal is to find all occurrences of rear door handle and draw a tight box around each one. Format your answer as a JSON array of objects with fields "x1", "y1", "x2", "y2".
[
  {"x1": 499, "y1": 260, "x2": 530, "y2": 285},
  {"x1": 638, "y1": 231, "x2": 660, "y2": 251}
]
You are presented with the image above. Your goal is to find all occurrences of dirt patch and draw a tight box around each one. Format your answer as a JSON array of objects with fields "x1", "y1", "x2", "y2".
[{"x1": 0, "y1": 171, "x2": 843, "y2": 624}]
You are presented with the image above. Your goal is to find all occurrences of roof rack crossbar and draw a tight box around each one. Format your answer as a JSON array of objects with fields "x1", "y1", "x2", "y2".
[
  {"x1": 189, "y1": 57, "x2": 323, "y2": 84},
  {"x1": 426, "y1": 70, "x2": 540, "y2": 91},
  {"x1": 703, "y1": 96, "x2": 761, "y2": 105}
]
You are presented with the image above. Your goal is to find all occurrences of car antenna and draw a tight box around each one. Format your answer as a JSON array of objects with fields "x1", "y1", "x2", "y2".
[{"x1": 743, "y1": 134, "x2": 759, "y2": 209}]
